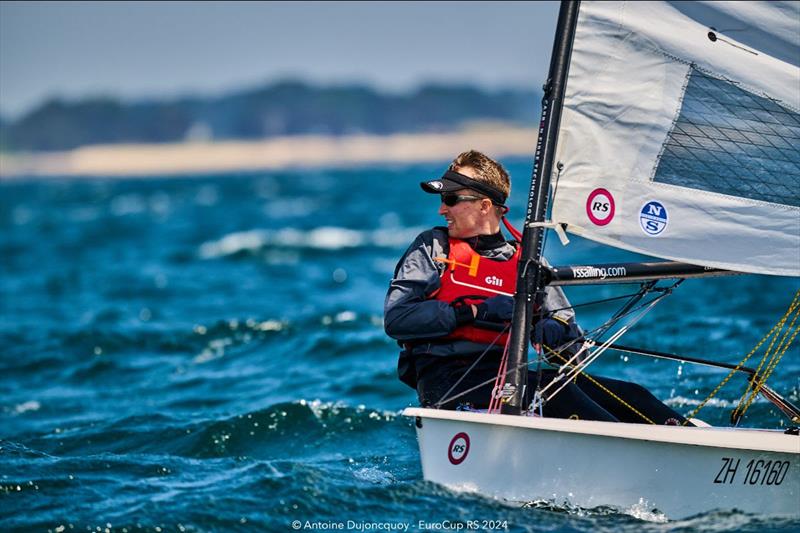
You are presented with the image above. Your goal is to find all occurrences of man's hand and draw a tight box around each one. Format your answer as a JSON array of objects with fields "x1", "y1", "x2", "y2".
[
  {"x1": 533, "y1": 318, "x2": 568, "y2": 347},
  {"x1": 474, "y1": 295, "x2": 514, "y2": 322}
]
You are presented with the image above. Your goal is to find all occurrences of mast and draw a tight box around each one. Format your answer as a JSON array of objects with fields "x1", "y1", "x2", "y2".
[{"x1": 503, "y1": 0, "x2": 581, "y2": 414}]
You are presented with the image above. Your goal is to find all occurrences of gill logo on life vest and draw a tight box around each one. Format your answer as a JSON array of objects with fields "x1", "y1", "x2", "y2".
[
  {"x1": 435, "y1": 255, "x2": 480, "y2": 277},
  {"x1": 485, "y1": 275, "x2": 503, "y2": 287}
]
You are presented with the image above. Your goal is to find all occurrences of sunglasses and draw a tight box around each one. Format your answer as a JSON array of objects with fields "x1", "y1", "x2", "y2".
[{"x1": 441, "y1": 193, "x2": 485, "y2": 207}]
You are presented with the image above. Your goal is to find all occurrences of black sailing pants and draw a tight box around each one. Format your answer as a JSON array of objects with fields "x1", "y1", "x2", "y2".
[{"x1": 416, "y1": 360, "x2": 688, "y2": 425}]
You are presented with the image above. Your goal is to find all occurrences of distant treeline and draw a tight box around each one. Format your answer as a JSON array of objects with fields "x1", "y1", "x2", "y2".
[{"x1": 0, "y1": 81, "x2": 540, "y2": 152}]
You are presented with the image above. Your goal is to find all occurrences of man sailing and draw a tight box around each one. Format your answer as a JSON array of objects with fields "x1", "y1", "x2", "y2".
[{"x1": 384, "y1": 150, "x2": 688, "y2": 424}]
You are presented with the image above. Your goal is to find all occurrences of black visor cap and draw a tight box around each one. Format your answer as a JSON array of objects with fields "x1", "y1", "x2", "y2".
[{"x1": 420, "y1": 170, "x2": 506, "y2": 206}]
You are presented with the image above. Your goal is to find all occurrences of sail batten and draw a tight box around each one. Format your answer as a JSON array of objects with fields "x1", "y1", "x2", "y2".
[{"x1": 552, "y1": 1, "x2": 800, "y2": 276}]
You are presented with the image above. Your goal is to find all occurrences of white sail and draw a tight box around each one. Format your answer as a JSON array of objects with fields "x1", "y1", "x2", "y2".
[{"x1": 551, "y1": 1, "x2": 800, "y2": 276}]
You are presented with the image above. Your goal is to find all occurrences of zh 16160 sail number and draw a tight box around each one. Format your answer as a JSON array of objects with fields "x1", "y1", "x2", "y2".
[{"x1": 713, "y1": 457, "x2": 790, "y2": 485}]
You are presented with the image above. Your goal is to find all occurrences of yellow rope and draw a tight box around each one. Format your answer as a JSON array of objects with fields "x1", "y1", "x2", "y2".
[
  {"x1": 543, "y1": 345, "x2": 656, "y2": 425},
  {"x1": 734, "y1": 296, "x2": 798, "y2": 413},
  {"x1": 684, "y1": 289, "x2": 800, "y2": 425},
  {"x1": 762, "y1": 321, "x2": 800, "y2": 387},
  {"x1": 735, "y1": 307, "x2": 800, "y2": 420}
]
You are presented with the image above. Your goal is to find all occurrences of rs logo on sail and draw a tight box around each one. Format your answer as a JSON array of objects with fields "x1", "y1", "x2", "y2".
[{"x1": 586, "y1": 188, "x2": 616, "y2": 226}]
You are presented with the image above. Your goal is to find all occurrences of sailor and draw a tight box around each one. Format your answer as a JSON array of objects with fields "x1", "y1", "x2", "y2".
[{"x1": 384, "y1": 150, "x2": 689, "y2": 424}]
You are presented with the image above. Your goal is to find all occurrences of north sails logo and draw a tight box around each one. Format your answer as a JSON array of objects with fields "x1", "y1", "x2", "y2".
[
  {"x1": 429, "y1": 181, "x2": 444, "y2": 190},
  {"x1": 572, "y1": 265, "x2": 627, "y2": 279},
  {"x1": 640, "y1": 201, "x2": 668, "y2": 236}
]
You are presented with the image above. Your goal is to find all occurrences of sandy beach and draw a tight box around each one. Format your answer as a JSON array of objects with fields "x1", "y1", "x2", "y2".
[{"x1": 0, "y1": 123, "x2": 537, "y2": 179}]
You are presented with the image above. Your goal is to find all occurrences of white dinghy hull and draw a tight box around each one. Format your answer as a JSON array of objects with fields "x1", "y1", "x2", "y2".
[{"x1": 405, "y1": 408, "x2": 800, "y2": 519}]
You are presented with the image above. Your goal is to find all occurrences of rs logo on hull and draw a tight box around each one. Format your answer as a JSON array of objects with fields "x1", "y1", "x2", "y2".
[{"x1": 448, "y1": 432, "x2": 470, "y2": 465}]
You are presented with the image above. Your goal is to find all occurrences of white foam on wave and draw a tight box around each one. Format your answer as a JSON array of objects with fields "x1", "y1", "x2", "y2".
[
  {"x1": 352, "y1": 466, "x2": 396, "y2": 485},
  {"x1": 199, "y1": 230, "x2": 270, "y2": 258},
  {"x1": 306, "y1": 227, "x2": 365, "y2": 249},
  {"x1": 623, "y1": 498, "x2": 668, "y2": 523},
  {"x1": 199, "y1": 226, "x2": 425, "y2": 258},
  {"x1": 298, "y1": 399, "x2": 399, "y2": 423},
  {"x1": 193, "y1": 337, "x2": 234, "y2": 364},
  {"x1": 665, "y1": 396, "x2": 739, "y2": 408},
  {"x1": 14, "y1": 400, "x2": 41, "y2": 414}
]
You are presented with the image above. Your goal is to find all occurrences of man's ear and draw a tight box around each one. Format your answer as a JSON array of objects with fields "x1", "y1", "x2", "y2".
[{"x1": 480, "y1": 198, "x2": 493, "y2": 214}]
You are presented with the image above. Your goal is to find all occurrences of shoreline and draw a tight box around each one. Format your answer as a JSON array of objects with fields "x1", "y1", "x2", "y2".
[{"x1": 0, "y1": 125, "x2": 537, "y2": 179}]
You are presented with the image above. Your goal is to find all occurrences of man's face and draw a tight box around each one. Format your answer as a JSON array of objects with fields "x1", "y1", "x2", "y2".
[{"x1": 438, "y1": 166, "x2": 489, "y2": 239}]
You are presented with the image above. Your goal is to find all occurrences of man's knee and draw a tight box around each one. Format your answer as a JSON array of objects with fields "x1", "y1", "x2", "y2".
[{"x1": 609, "y1": 379, "x2": 652, "y2": 399}]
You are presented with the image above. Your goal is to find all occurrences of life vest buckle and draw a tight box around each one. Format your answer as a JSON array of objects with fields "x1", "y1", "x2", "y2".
[{"x1": 434, "y1": 255, "x2": 480, "y2": 276}]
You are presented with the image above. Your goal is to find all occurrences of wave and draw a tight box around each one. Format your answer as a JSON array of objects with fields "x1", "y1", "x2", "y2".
[
  {"x1": 198, "y1": 226, "x2": 425, "y2": 258},
  {"x1": 13, "y1": 401, "x2": 405, "y2": 460},
  {"x1": 665, "y1": 396, "x2": 738, "y2": 408},
  {"x1": 516, "y1": 500, "x2": 800, "y2": 531}
]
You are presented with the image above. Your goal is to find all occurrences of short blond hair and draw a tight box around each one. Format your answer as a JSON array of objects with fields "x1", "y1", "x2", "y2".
[{"x1": 449, "y1": 150, "x2": 511, "y2": 200}]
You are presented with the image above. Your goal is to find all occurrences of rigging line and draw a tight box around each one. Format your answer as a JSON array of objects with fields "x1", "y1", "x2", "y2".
[
  {"x1": 530, "y1": 286, "x2": 680, "y2": 420},
  {"x1": 736, "y1": 301, "x2": 800, "y2": 420},
  {"x1": 538, "y1": 327, "x2": 630, "y2": 400},
  {"x1": 541, "y1": 292, "x2": 671, "y2": 405},
  {"x1": 742, "y1": 323, "x2": 800, "y2": 417},
  {"x1": 610, "y1": 280, "x2": 671, "y2": 324},
  {"x1": 531, "y1": 204, "x2": 555, "y2": 406},
  {"x1": 737, "y1": 314, "x2": 793, "y2": 413},
  {"x1": 573, "y1": 281, "x2": 668, "y2": 355},
  {"x1": 544, "y1": 328, "x2": 641, "y2": 403},
  {"x1": 529, "y1": 287, "x2": 678, "y2": 413},
  {"x1": 534, "y1": 264, "x2": 664, "y2": 408},
  {"x1": 590, "y1": 281, "x2": 661, "y2": 343},
  {"x1": 438, "y1": 286, "x2": 677, "y2": 407},
  {"x1": 543, "y1": 345, "x2": 656, "y2": 425},
  {"x1": 550, "y1": 162, "x2": 565, "y2": 217},
  {"x1": 562, "y1": 287, "x2": 674, "y2": 352},
  {"x1": 733, "y1": 292, "x2": 800, "y2": 421},
  {"x1": 432, "y1": 323, "x2": 510, "y2": 408},
  {"x1": 761, "y1": 318, "x2": 800, "y2": 383},
  {"x1": 550, "y1": 337, "x2": 593, "y2": 370},
  {"x1": 683, "y1": 288, "x2": 800, "y2": 425},
  {"x1": 436, "y1": 288, "x2": 674, "y2": 407},
  {"x1": 488, "y1": 338, "x2": 512, "y2": 413},
  {"x1": 530, "y1": 289, "x2": 673, "y2": 376},
  {"x1": 542, "y1": 290, "x2": 663, "y2": 316},
  {"x1": 740, "y1": 309, "x2": 793, "y2": 395}
]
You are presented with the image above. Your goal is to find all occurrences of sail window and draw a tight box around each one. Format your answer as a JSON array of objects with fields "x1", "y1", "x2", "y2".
[{"x1": 653, "y1": 68, "x2": 800, "y2": 208}]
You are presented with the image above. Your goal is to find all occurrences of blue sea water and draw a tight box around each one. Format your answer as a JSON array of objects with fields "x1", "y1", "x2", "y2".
[{"x1": 1, "y1": 160, "x2": 798, "y2": 532}]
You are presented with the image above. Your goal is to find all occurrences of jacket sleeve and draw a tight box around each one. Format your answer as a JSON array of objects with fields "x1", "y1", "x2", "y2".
[
  {"x1": 383, "y1": 230, "x2": 459, "y2": 341},
  {"x1": 542, "y1": 285, "x2": 575, "y2": 324}
]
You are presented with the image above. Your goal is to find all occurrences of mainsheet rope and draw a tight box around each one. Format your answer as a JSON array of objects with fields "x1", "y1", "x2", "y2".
[
  {"x1": 683, "y1": 288, "x2": 800, "y2": 425},
  {"x1": 732, "y1": 290, "x2": 800, "y2": 423}
]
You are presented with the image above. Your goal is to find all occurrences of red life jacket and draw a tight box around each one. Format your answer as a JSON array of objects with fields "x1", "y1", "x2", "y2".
[{"x1": 429, "y1": 219, "x2": 522, "y2": 346}]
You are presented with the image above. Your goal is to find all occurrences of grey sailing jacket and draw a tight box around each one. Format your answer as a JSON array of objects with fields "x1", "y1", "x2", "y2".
[{"x1": 384, "y1": 227, "x2": 575, "y2": 357}]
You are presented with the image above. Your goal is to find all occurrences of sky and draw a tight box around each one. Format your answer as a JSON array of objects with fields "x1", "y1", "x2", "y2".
[{"x1": 0, "y1": 1, "x2": 559, "y2": 119}]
